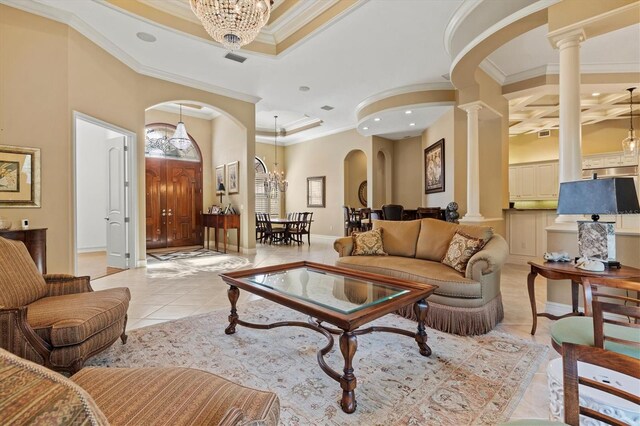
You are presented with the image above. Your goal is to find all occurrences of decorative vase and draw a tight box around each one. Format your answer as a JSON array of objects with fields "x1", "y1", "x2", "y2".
[{"x1": 0, "y1": 217, "x2": 12, "y2": 230}]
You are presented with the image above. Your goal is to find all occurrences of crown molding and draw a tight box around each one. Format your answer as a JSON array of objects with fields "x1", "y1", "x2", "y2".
[
  {"x1": 443, "y1": 0, "x2": 483, "y2": 56},
  {"x1": 503, "y1": 62, "x2": 640, "y2": 85},
  {"x1": 152, "y1": 103, "x2": 220, "y2": 120},
  {"x1": 278, "y1": 124, "x2": 357, "y2": 146},
  {"x1": 479, "y1": 58, "x2": 507, "y2": 85},
  {"x1": 355, "y1": 82, "x2": 454, "y2": 117},
  {"x1": 1, "y1": 0, "x2": 261, "y2": 104}
]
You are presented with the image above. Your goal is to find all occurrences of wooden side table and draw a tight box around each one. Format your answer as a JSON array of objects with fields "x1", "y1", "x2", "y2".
[
  {"x1": 202, "y1": 213, "x2": 240, "y2": 253},
  {"x1": 527, "y1": 260, "x2": 640, "y2": 335},
  {"x1": 0, "y1": 228, "x2": 47, "y2": 273}
]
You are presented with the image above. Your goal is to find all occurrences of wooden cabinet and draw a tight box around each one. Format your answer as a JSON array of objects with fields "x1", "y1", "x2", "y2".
[
  {"x1": 509, "y1": 161, "x2": 558, "y2": 201},
  {"x1": 583, "y1": 151, "x2": 638, "y2": 169},
  {"x1": 0, "y1": 228, "x2": 47, "y2": 273},
  {"x1": 506, "y1": 211, "x2": 557, "y2": 264}
]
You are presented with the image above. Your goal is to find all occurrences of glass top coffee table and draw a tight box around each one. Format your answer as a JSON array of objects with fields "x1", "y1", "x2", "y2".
[{"x1": 220, "y1": 261, "x2": 437, "y2": 414}]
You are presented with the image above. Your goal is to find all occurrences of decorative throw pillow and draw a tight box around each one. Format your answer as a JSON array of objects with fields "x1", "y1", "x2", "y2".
[
  {"x1": 351, "y1": 229, "x2": 387, "y2": 256},
  {"x1": 441, "y1": 231, "x2": 488, "y2": 273}
]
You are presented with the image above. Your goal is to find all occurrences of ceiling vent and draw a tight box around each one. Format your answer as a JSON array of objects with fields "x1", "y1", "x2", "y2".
[
  {"x1": 224, "y1": 52, "x2": 247, "y2": 63},
  {"x1": 320, "y1": 105, "x2": 334, "y2": 111},
  {"x1": 538, "y1": 130, "x2": 551, "y2": 138}
]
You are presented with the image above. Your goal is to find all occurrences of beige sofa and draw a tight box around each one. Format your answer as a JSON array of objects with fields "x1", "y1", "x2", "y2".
[{"x1": 334, "y1": 219, "x2": 509, "y2": 335}]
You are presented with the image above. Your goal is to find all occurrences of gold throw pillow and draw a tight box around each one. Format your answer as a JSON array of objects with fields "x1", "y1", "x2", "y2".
[
  {"x1": 441, "y1": 231, "x2": 488, "y2": 273},
  {"x1": 352, "y1": 229, "x2": 387, "y2": 256}
]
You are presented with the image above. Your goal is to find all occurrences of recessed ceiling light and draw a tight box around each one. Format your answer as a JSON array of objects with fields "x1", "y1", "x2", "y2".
[
  {"x1": 321, "y1": 105, "x2": 334, "y2": 111},
  {"x1": 363, "y1": 126, "x2": 369, "y2": 130},
  {"x1": 373, "y1": 117, "x2": 381, "y2": 122},
  {"x1": 409, "y1": 122, "x2": 416, "y2": 126},
  {"x1": 299, "y1": 86, "x2": 310, "y2": 92},
  {"x1": 591, "y1": 92, "x2": 600, "y2": 96},
  {"x1": 405, "y1": 110, "x2": 412, "y2": 114},
  {"x1": 136, "y1": 32, "x2": 157, "y2": 43}
]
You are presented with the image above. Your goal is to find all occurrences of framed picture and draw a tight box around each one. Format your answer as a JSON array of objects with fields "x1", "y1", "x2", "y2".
[
  {"x1": 215, "y1": 165, "x2": 225, "y2": 194},
  {"x1": 227, "y1": 161, "x2": 239, "y2": 194},
  {"x1": 0, "y1": 145, "x2": 41, "y2": 208},
  {"x1": 307, "y1": 176, "x2": 326, "y2": 208},
  {"x1": 425, "y1": 138, "x2": 445, "y2": 194}
]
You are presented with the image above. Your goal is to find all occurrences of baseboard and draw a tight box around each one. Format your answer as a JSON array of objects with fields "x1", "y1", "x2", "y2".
[
  {"x1": 506, "y1": 254, "x2": 538, "y2": 265},
  {"x1": 136, "y1": 259, "x2": 147, "y2": 268},
  {"x1": 77, "y1": 246, "x2": 107, "y2": 254},
  {"x1": 311, "y1": 234, "x2": 341, "y2": 241}
]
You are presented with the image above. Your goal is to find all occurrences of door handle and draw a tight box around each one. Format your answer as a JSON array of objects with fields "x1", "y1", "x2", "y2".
[
  {"x1": 104, "y1": 217, "x2": 110, "y2": 221},
  {"x1": 161, "y1": 209, "x2": 166, "y2": 217},
  {"x1": 167, "y1": 209, "x2": 173, "y2": 217}
]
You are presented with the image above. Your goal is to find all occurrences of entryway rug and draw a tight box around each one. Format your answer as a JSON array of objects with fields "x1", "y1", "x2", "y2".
[
  {"x1": 88, "y1": 299, "x2": 548, "y2": 425},
  {"x1": 147, "y1": 247, "x2": 218, "y2": 261},
  {"x1": 145, "y1": 250, "x2": 250, "y2": 279}
]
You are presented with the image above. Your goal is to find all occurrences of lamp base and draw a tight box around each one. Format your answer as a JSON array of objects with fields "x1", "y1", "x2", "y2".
[{"x1": 574, "y1": 257, "x2": 621, "y2": 269}]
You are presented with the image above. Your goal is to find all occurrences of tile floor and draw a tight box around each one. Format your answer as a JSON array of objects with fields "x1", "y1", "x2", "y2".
[{"x1": 91, "y1": 237, "x2": 557, "y2": 421}]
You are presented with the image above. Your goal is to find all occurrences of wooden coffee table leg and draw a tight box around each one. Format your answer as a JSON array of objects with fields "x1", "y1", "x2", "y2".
[
  {"x1": 339, "y1": 331, "x2": 357, "y2": 413},
  {"x1": 528, "y1": 270, "x2": 538, "y2": 335},
  {"x1": 225, "y1": 286, "x2": 239, "y2": 335},
  {"x1": 413, "y1": 299, "x2": 431, "y2": 356}
]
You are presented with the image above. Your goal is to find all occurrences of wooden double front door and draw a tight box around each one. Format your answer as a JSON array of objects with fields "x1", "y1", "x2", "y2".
[{"x1": 146, "y1": 158, "x2": 203, "y2": 249}]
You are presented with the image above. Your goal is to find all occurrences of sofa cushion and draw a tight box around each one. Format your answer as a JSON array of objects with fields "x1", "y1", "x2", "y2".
[
  {"x1": 336, "y1": 256, "x2": 482, "y2": 298},
  {"x1": 351, "y1": 229, "x2": 387, "y2": 256},
  {"x1": 0, "y1": 348, "x2": 109, "y2": 425},
  {"x1": 372, "y1": 219, "x2": 421, "y2": 257},
  {"x1": 27, "y1": 287, "x2": 130, "y2": 347},
  {"x1": 72, "y1": 367, "x2": 280, "y2": 426},
  {"x1": 442, "y1": 231, "x2": 488, "y2": 273},
  {"x1": 415, "y1": 219, "x2": 459, "y2": 261},
  {"x1": 0, "y1": 237, "x2": 48, "y2": 308},
  {"x1": 457, "y1": 223, "x2": 494, "y2": 242}
]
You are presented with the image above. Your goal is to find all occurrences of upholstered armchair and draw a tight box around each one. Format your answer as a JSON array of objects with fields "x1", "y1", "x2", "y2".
[{"x1": 0, "y1": 237, "x2": 130, "y2": 373}]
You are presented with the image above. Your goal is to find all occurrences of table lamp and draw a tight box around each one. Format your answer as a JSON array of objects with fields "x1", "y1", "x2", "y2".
[
  {"x1": 217, "y1": 182, "x2": 226, "y2": 205},
  {"x1": 557, "y1": 175, "x2": 640, "y2": 268}
]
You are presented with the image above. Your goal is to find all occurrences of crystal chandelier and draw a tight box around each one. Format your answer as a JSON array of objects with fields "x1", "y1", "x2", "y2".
[
  {"x1": 190, "y1": 0, "x2": 273, "y2": 50},
  {"x1": 264, "y1": 115, "x2": 287, "y2": 198},
  {"x1": 622, "y1": 87, "x2": 639, "y2": 157},
  {"x1": 170, "y1": 104, "x2": 192, "y2": 150}
]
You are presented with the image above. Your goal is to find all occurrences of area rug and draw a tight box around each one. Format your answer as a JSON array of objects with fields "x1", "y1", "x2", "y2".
[
  {"x1": 145, "y1": 252, "x2": 250, "y2": 279},
  {"x1": 147, "y1": 247, "x2": 218, "y2": 261},
  {"x1": 88, "y1": 300, "x2": 548, "y2": 425}
]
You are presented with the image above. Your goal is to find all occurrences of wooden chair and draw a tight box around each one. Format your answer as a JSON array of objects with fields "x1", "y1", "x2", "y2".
[
  {"x1": 264, "y1": 214, "x2": 286, "y2": 245},
  {"x1": 289, "y1": 212, "x2": 312, "y2": 245},
  {"x1": 343, "y1": 206, "x2": 360, "y2": 236},
  {"x1": 416, "y1": 207, "x2": 442, "y2": 220},
  {"x1": 255, "y1": 213, "x2": 267, "y2": 243},
  {"x1": 381, "y1": 204, "x2": 404, "y2": 221},
  {"x1": 358, "y1": 208, "x2": 372, "y2": 231},
  {"x1": 550, "y1": 277, "x2": 640, "y2": 358},
  {"x1": 502, "y1": 343, "x2": 640, "y2": 426}
]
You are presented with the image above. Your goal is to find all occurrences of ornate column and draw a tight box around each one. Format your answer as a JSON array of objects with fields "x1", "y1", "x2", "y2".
[{"x1": 461, "y1": 103, "x2": 484, "y2": 220}]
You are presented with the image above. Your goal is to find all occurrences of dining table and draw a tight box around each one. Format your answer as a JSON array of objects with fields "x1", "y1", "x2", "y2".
[{"x1": 268, "y1": 217, "x2": 313, "y2": 245}]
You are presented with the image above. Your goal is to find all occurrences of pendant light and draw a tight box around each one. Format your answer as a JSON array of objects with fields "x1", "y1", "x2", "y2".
[
  {"x1": 622, "y1": 87, "x2": 639, "y2": 157},
  {"x1": 170, "y1": 104, "x2": 192, "y2": 150},
  {"x1": 264, "y1": 115, "x2": 288, "y2": 198}
]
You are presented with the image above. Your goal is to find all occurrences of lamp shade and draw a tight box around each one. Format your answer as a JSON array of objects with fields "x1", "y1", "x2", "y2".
[
  {"x1": 557, "y1": 177, "x2": 640, "y2": 215},
  {"x1": 217, "y1": 182, "x2": 226, "y2": 192}
]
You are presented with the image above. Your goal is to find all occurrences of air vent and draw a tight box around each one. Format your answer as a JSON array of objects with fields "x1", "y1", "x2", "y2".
[
  {"x1": 224, "y1": 52, "x2": 247, "y2": 63},
  {"x1": 538, "y1": 130, "x2": 551, "y2": 138},
  {"x1": 321, "y1": 105, "x2": 334, "y2": 111}
]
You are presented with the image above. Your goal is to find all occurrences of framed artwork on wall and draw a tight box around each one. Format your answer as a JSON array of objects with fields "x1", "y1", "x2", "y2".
[
  {"x1": 0, "y1": 145, "x2": 41, "y2": 208},
  {"x1": 425, "y1": 138, "x2": 445, "y2": 194},
  {"x1": 227, "y1": 161, "x2": 239, "y2": 194},
  {"x1": 215, "y1": 164, "x2": 225, "y2": 194},
  {"x1": 307, "y1": 176, "x2": 326, "y2": 208}
]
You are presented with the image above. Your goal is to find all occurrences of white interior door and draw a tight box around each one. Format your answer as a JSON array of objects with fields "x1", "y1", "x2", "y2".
[{"x1": 105, "y1": 136, "x2": 127, "y2": 269}]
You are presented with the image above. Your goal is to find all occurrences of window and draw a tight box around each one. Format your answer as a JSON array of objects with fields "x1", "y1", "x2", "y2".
[
  {"x1": 145, "y1": 123, "x2": 200, "y2": 162},
  {"x1": 254, "y1": 157, "x2": 280, "y2": 216}
]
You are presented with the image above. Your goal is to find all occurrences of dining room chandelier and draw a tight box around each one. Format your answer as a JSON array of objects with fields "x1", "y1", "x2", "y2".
[
  {"x1": 169, "y1": 104, "x2": 192, "y2": 150},
  {"x1": 190, "y1": 0, "x2": 273, "y2": 50},
  {"x1": 622, "y1": 87, "x2": 639, "y2": 156},
  {"x1": 264, "y1": 115, "x2": 288, "y2": 198}
]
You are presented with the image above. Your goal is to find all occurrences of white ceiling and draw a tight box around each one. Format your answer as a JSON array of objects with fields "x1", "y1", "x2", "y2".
[{"x1": 7, "y1": 0, "x2": 639, "y2": 144}]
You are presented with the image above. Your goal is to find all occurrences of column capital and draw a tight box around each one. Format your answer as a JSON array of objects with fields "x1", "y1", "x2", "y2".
[
  {"x1": 457, "y1": 102, "x2": 483, "y2": 114},
  {"x1": 547, "y1": 28, "x2": 586, "y2": 50}
]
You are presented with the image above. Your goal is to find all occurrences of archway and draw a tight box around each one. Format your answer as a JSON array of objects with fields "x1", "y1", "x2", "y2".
[
  {"x1": 144, "y1": 121, "x2": 203, "y2": 249},
  {"x1": 343, "y1": 149, "x2": 368, "y2": 208}
]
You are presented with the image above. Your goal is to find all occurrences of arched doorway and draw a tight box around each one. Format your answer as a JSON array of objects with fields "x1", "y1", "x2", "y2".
[
  {"x1": 343, "y1": 150, "x2": 367, "y2": 208},
  {"x1": 145, "y1": 122, "x2": 203, "y2": 249}
]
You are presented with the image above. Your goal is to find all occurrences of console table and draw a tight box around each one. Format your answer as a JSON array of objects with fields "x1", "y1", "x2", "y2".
[
  {"x1": 0, "y1": 228, "x2": 47, "y2": 273},
  {"x1": 527, "y1": 260, "x2": 640, "y2": 335},
  {"x1": 202, "y1": 213, "x2": 240, "y2": 253}
]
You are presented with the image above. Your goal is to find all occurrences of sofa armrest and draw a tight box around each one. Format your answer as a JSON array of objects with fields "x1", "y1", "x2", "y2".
[
  {"x1": 333, "y1": 237, "x2": 353, "y2": 257},
  {"x1": 218, "y1": 407, "x2": 245, "y2": 426},
  {"x1": 465, "y1": 234, "x2": 508, "y2": 280},
  {"x1": 0, "y1": 306, "x2": 51, "y2": 364},
  {"x1": 44, "y1": 275, "x2": 93, "y2": 297}
]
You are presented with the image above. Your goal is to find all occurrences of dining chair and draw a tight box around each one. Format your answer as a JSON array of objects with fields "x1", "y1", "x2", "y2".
[
  {"x1": 255, "y1": 213, "x2": 267, "y2": 243},
  {"x1": 550, "y1": 277, "x2": 640, "y2": 359},
  {"x1": 501, "y1": 342, "x2": 640, "y2": 426},
  {"x1": 264, "y1": 214, "x2": 286, "y2": 245},
  {"x1": 343, "y1": 206, "x2": 360, "y2": 236},
  {"x1": 381, "y1": 204, "x2": 404, "y2": 221},
  {"x1": 358, "y1": 208, "x2": 372, "y2": 231},
  {"x1": 289, "y1": 212, "x2": 312, "y2": 246},
  {"x1": 416, "y1": 207, "x2": 442, "y2": 220}
]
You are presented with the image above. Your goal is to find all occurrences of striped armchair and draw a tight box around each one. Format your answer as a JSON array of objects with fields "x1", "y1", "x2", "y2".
[{"x1": 0, "y1": 237, "x2": 130, "y2": 373}]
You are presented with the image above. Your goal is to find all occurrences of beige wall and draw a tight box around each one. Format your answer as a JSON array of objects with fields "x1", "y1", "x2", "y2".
[
  {"x1": 284, "y1": 129, "x2": 370, "y2": 237},
  {"x1": 422, "y1": 108, "x2": 455, "y2": 208},
  {"x1": 392, "y1": 136, "x2": 422, "y2": 208},
  {"x1": 0, "y1": 5, "x2": 256, "y2": 272},
  {"x1": 371, "y1": 136, "x2": 394, "y2": 208},
  {"x1": 344, "y1": 150, "x2": 367, "y2": 208},
  {"x1": 145, "y1": 109, "x2": 214, "y2": 210},
  {"x1": 510, "y1": 120, "x2": 635, "y2": 164}
]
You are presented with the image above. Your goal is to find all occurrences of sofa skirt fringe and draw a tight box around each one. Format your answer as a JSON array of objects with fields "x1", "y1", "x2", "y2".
[{"x1": 396, "y1": 293, "x2": 504, "y2": 336}]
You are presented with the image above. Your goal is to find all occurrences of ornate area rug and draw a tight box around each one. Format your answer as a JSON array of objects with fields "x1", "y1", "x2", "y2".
[
  {"x1": 147, "y1": 248, "x2": 218, "y2": 261},
  {"x1": 145, "y1": 252, "x2": 250, "y2": 279},
  {"x1": 89, "y1": 300, "x2": 548, "y2": 425}
]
